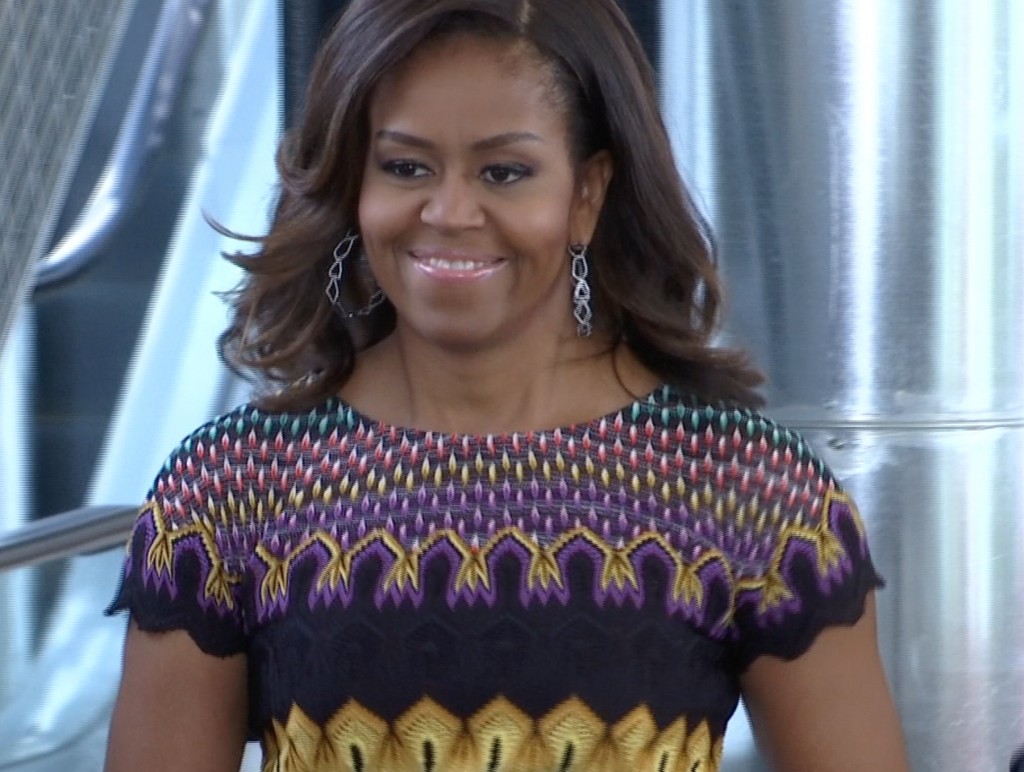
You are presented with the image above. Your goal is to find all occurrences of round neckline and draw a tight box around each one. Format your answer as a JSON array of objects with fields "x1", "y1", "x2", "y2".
[{"x1": 319, "y1": 383, "x2": 686, "y2": 440}]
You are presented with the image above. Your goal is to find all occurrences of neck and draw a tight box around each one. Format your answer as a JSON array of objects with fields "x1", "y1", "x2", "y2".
[{"x1": 345, "y1": 324, "x2": 644, "y2": 435}]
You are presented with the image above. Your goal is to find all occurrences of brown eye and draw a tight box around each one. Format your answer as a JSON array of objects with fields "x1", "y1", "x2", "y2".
[
  {"x1": 382, "y1": 160, "x2": 430, "y2": 178},
  {"x1": 480, "y1": 164, "x2": 531, "y2": 185}
]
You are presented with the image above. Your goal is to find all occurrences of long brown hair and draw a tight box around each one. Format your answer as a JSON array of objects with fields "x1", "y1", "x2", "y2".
[{"x1": 218, "y1": 0, "x2": 765, "y2": 410}]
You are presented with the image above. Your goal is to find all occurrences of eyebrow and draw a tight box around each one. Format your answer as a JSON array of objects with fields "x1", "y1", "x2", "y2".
[{"x1": 375, "y1": 130, "x2": 544, "y2": 151}]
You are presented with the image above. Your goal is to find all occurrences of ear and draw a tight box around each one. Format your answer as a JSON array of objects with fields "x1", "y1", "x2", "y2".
[{"x1": 570, "y1": 149, "x2": 613, "y2": 244}]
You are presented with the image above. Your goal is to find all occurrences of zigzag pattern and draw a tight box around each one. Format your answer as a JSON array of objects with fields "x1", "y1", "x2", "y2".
[
  {"x1": 262, "y1": 696, "x2": 723, "y2": 772},
  {"x1": 135, "y1": 488, "x2": 865, "y2": 636}
]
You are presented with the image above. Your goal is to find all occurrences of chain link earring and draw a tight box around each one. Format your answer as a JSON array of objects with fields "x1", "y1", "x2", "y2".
[
  {"x1": 569, "y1": 243, "x2": 593, "y2": 337},
  {"x1": 326, "y1": 231, "x2": 386, "y2": 317}
]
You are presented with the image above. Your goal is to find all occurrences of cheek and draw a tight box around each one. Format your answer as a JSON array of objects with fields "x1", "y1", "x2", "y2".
[
  {"x1": 506, "y1": 192, "x2": 577, "y2": 256},
  {"x1": 358, "y1": 172, "x2": 428, "y2": 243},
  {"x1": 357, "y1": 182, "x2": 397, "y2": 246},
  {"x1": 355, "y1": 195, "x2": 393, "y2": 289}
]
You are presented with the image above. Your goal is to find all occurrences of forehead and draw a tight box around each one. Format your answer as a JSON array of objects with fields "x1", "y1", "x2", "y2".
[{"x1": 368, "y1": 34, "x2": 569, "y2": 139}]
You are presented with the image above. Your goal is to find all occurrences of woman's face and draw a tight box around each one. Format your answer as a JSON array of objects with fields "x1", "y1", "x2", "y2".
[{"x1": 359, "y1": 34, "x2": 610, "y2": 350}]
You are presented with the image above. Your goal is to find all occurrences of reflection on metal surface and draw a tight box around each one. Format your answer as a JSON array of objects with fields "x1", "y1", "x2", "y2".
[
  {"x1": 0, "y1": 307, "x2": 32, "y2": 721},
  {"x1": 811, "y1": 427, "x2": 1024, "y2": 770},
  {"x1": 662, "y1": 1, "x2": 1023, "y2": 770},
  {"x1": 0, "y1": 550, "x2": 126, "y2": 770}
]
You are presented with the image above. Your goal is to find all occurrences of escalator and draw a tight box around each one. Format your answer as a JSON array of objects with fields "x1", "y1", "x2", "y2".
[{"x1": 0, "y1": 1, "x2": 280, "y2": 768}]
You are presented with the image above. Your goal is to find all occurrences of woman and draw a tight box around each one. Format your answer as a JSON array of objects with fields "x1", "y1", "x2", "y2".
[{"x1": 105, "y1": 0, "x2": 908, "y2": 770}]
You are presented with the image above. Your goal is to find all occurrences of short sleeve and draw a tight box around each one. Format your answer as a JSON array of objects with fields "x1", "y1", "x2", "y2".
[
  {"x1": 105, "y1": 426, "x2": 249, "y2": 657},
  {"x1": 724, "y1": 428, "x2": 884, "y2": 672}
]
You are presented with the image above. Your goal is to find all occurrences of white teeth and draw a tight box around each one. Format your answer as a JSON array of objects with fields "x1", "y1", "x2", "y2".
[{"x1": 424, "y1": 257, "x2": 488, "y2": 271}]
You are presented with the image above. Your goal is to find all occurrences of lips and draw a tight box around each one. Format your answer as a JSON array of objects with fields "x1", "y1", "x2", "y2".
[{"x1": 410, "y1": 248, "x2": 506, "y2": 278}]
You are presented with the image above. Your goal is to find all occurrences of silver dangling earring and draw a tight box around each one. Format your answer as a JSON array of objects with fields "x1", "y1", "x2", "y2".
[
  {"x1": 570, "y1": 243, "x2": 593, "y2": 337},
  {"x1": 326, "y1": 231, "x2": 385, "y2": 317}
]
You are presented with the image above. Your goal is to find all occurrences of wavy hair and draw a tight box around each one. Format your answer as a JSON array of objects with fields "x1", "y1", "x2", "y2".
[{"x1": 218, "y1": 0, "x2": 765, "y2": 410}]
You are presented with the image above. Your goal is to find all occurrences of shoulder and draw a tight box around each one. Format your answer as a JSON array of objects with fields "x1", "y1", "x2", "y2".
[
  {"x1": 143, "y1": 398, "x2": 358, "y2": 524},
  {"x1": 643, "y1": 388, "x2": 878, "y2": 642},
  {"x1": 642, "y1": 387, "x2": 837, "y2": 497},
  {"x1": 630, "y1": 386, "x2": 864, "y2": 565}
]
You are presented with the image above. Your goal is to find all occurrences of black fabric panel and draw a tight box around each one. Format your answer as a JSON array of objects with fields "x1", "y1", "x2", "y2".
[
  {"x1": 246, "y1": 539, "x2": 739, "y2": 737},
  {"x1": 105, "y1": 518, "x2": 250, "y2": 658}
]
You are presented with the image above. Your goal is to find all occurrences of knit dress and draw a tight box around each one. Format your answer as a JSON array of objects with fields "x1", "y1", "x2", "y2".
[{"x1": 107, "y1": 384, "x2": 882, "y2": 771}]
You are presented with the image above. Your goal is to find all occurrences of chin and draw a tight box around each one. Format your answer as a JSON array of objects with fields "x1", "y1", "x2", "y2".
[{"x1": 401, "y1": 313, "x2": 505, "y2": 351}]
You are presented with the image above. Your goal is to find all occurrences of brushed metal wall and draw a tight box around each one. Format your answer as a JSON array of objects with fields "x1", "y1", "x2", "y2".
[{"x1": 662, "y1": 2, "x2": 1024, "y2": 770}]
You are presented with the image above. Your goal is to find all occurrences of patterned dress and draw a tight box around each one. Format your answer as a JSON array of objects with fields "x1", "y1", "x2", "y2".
[{"x1": 107, "y1": 385, "x2": 881, "y2": 771}]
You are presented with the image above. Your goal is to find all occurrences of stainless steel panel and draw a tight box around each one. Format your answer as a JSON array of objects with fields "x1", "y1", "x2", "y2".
[
  {"x1": 721, "y1": 428, "x2": 1024, "y2": 771},
  {"x1": 663, "y1": 0, "x2": 1024, "y2": 421},
  {"x1": 810, "y1": 427, "x2": 1024, "y2": 771},
  {"x1": 662, "y1": 2, "x2": 1024, "y2": 770},
  {"x1": 0, "y1": 550, "x2": 125, "y2": 770}
]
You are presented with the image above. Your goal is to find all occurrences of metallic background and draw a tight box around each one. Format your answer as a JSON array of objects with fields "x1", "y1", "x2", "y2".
[{"x1": 662, "y1": 1, "x2": 1024, "y2": 769}]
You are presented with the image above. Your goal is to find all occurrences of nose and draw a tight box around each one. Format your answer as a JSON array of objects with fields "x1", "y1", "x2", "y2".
[{"x1": 420, "y1": 175, "x2": 485, "y2": 232}]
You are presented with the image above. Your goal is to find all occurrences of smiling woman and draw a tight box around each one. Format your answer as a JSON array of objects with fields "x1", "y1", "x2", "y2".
[
  {"x1": 212, "y1": 0, "x2": 766, "y2": 417},
  {"x1": 355, "y1": 33, "x2": 612, "y2": 372},
  {"x1": 103, "y1": 1, "x2": 908, "y2": 771}
]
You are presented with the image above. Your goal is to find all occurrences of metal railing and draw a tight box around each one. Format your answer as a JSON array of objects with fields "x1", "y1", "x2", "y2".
[
  {"x1": 0, "y1": 505, "x2": 136, "y2": 572},
  {"x1": 34, "y1": 0, "x2": 214, "y2": 288}
]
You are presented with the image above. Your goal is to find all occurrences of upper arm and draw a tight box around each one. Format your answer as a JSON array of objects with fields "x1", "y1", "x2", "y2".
[
  {"x1": 105, "y1": 621, "x2": 248, "y2": 772},
  {"x1": 739, "y1": 592, "x2": 908, "y2": 772}
]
